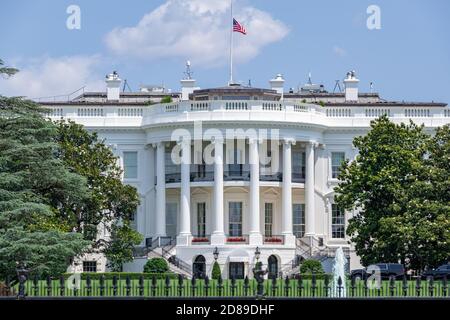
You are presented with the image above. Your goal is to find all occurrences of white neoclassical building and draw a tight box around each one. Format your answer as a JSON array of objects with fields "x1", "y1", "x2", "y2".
[{"x1": 41, "y1": 69, "x2": 450, "y2": 279}]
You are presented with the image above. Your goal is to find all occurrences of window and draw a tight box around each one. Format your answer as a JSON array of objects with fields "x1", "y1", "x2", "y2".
[
  {"x1": 228, "y1": 147, "x2": 243, "y2": 176},
  {"x1": 83, "y1": 261, "x2": 97, "y2": 273},
  {"x1": 229, "y1": 202, "x2": 242, "y2": 236},
  {"x1": 292, "y1": 151, "x2": 306, "y2": 181},
  {"x1": 123, "y1": 151, "x2": 138, "y2": 179},
  {"x1": 264, "y1": 203, "x2": 273, "y2": 237},
  {"x1": 331, "y1": 152, "x2": 345, "y2": 179},
  {"x1": 197, "y1": 203, "x2": 206, "y2": 237},
  {"x1": 166, "y1": 203, "x2": 178, "y2": 238},
  {"x1": 292, "y1": 204, "x2": 305, "y2": 238},
  {"x1": 166, "y1": 144, "x2": 180, "y2": 182},
  {"x1": 331, "y1": 204, "x2": 345, "y2": 238},
  {"x1": 229, "y1": 262, "x2": 245, "y2": 279}
]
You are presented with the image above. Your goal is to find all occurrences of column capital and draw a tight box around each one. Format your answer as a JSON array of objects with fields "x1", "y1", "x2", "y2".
[
  {"x1": 307, "y1": 140, "x2": 320, "y2": 148},
  {"x1": 283, "y1": 138, "x2": 296, "y2": 145},
  {"x1": 211, "y1": 136, "x2": 224, "y2": 144}
]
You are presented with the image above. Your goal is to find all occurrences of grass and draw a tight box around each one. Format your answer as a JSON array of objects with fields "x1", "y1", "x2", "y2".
[{"x1": 13, "y1": 278, "x2": 449, "y2": 298}]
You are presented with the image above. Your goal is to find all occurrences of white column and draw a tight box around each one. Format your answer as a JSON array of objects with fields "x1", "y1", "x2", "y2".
[
  {"x1": 305, "y1": 141, "x2": 316, "y2": 236},
  {"x1": 211, "y1": 138, "x2": 225, "y2": 245},
  {"x1": 178, "y1": 140, "x2": 191, "y2": 245},
  {"x1": 282, "y1": 139, "x2": 296, "y2": 245},
  {"x1": 249, "y1": 138, "x2": 262, "y2": 245},
  {"x1": 155, "y1": 142, "x2": 166, "y2": 237},
  {"x1": 145, "y1": 145, "x2": 155, "y2": 238}
]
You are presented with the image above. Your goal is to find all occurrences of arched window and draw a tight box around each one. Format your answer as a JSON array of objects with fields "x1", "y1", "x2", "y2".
[
  {"x1": 268, "y1": 255, "x2": 278, "y2": 279},
  {"x1": 193, "y1": 255, "x2": 206, "y2": 279}
]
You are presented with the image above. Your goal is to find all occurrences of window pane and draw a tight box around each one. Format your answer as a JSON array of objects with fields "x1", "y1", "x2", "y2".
[
  {"x1": 292, "y1": 204, "x2": 305, "y2": 238},
  {"x1": 331, "y1": 152, "x2": 345, "y2": 179},
  {"x1": 197, "y1": 203, "x2": 206, "y2": 237},
  {"x1": 229, "y1": 202, "x2": 242, "y2": 236},
  {"x1": 265, "y1": 203, "x2": 273, "y2": 237},
  {"x1": 331, "y1": 204, "x2": 345, "y2": 238},
  {"x1": 123, "y1": 151, "x2": 138, "y2": 179}
]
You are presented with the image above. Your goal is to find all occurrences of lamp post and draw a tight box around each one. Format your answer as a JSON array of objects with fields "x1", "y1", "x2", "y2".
[
  {"x1": 16, "y1": 262, "x2": 29, "y2": 299},
  {"x1": 255, "y1": 246, "x2": 261, "y2": 262},
  {"x1": 252, "y1": 247, "x2": 267, "y2": 298},
  {"x1": 213, "y1": 247, "x2": 219, "y2": 261}
]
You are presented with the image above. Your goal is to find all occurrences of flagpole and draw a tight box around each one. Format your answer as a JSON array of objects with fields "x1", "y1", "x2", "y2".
[{"x1": 229, "y1": 0, "x2": 234, "y2": 85}]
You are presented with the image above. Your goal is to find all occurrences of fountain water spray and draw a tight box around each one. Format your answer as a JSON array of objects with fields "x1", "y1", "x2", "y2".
[{"x1": 331, "y1": 246, "x2": 347, "y2": 297}]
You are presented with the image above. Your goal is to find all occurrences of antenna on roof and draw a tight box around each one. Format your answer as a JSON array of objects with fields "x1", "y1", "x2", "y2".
[
  {"x1": 333, "y1": 80, "x2": 342, "y2": 93},
  {"x1": 308, "y1": 72, "x2": 312, "y2": 85},
  {"x1": 122, "y1": 79, "x2": 132, "y2": 92},
  {"x1": 184, "y1": 60, "x2": 193, "y2": 80},
  {"x1": 248, "y1": 79, "x2": 252, "y2": 87},
  {"x1": 370, "y1": 82, "x2": 374, "y2": 93}
]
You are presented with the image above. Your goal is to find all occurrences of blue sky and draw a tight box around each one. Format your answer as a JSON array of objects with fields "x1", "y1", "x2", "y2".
[{"x1": 1, "y1": 0, "x2": 449, "y2": 104}]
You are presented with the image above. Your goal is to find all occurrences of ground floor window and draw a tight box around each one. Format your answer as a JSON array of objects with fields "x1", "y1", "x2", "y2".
[
  {"x1": 229, "y1": 202, "x2": 242, "y2": 236},
  {"x1": 292, "y1": 204, "x2": 305, "y2": 238},
  {"x1": 268, "y1": 255, "x2": 278, "y2": 279},
  {"x1": 331, "y1": 204, "x2": 345, "y2": 238},
  {"x1": 229, "y1": 262, "x2": 245, "y2": 279},
  {"x1": 83, "y1": 261, "x2": 97, "y2": 273},
  {"x1": 193, "y1": 255, "x2": 206, "y2": 279}
]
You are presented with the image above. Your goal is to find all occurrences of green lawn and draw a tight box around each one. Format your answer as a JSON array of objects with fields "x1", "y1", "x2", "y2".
[{"x1": 13, "y1": 278, "x2": 449, "y2": 298}]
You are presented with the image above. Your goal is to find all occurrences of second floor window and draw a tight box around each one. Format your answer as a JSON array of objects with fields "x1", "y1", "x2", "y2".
[
  {"x1": 331, "y1": 152, "x2": 345, "y2": 179},
  {"x1": 229, "y1": 202, "x2": 242, "y2": 237},
  {"x1": 331, "y1": 204, "x2": 345, "y2": 239},
  {"x1": 292, "y1": 151, "x2": 306, "y2": 180},
  {"x1": 197, "y1": 202, "x2": 206, "y2": 237},
  {"x1": 123, "y1": 151, "x2": 138, "y2": 179},
  {"x1": 264, "y1": 203, "x2": 273, "y2": 237}
]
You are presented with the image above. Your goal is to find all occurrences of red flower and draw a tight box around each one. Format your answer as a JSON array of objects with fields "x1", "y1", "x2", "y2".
[{"x1": 192, "y1": 237, "x2": 209, "y2": 243}]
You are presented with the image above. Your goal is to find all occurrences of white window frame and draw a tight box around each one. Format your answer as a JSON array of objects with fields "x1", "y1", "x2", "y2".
[{"x1": 122, "y1": 151, "x2": 138, "y2": 180}]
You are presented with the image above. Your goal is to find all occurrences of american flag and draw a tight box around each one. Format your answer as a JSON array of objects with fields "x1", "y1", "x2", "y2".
[{"x1": 233, "y1": 18, "x2": 247, "y2": 35}]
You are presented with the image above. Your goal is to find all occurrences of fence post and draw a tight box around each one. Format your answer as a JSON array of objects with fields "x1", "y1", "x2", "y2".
[
  {"x1": 271, "y1": 276, "x2": 277, "y2": 296},
  {"x1": 443, "y1": 275, "x2": 448, "y2": 297},
  {"x1": 402, "y1": 275, "x2": 408, "y2": 297},
  {"x1": 338, "y1": 276, "x2": 343, "y2": 298},
  {"x1": 60, "y1": 275, "x2": 65, "y2": 297},
  {"x1": 415, "y1": 277, "x2": 421, "y2": 297},
  {"x1": 86, "y1": 274, "x2": 92, "y2": 296},
  {"x1": 178, "y1": 274, "x2": 184, "y2": 297},
  {"x1": 243, "y1": 276, "x2": 249, "y2": 296},
  {"x1": 428, "y1": 276, "x2": 434, "y2": 297},
  {"x1": 324, "y1": 275, "x2": 329, "y2": 297},
  {"x1": 311, "y1": 273, "x2": 317, "y2": 297},
  {"x1": 112, "y1": 275, "x2": 118, "y2": 297},
  {"x1": 297, "y1": 275, "x2": 303, "y2": 297},
  {"x1": 125, "y1": 275, "x2": 131, "y2": 296},
  {"x1": 191, "y1": 276, "x2": 196, "y2": 297},
  {"x1": 139, "y1": 275, "x2": 144, "y2": 297},
  {"x1": 218, "y1": 275, "x2": 223, "y2": 297},
  {"x1": 389, "y1": 275, "x2": 395, "y2": 297},
  {"x1": 284, "y1": 276, "x2": 290, "y2": 297},
  {"x1": 99, "y1": 275, "x2": 105, "y2": 297},
  {"x1": 33, "y1": 274, "x2": 39, "y2": 296},
  {"x1": 46, "y1": 275, "x2": 52, "y2": 297},
  {"x1": 151, "y1": 276, "x2": 157, "y2": 297},
  {"x1": 230, "y1": 276, "x2": 236, "y2": 296},
  {"x1": 165, "y1": 275, "x2": 171, "y2": 297},
  {"x1": 204, "y1": 276, "x2": 210, "y2": 297},
  {"x1": 363, "y1": 273, "x2": 368, "y2": 297},
  {"x1": 350, "y1": 276, "x2": 355, "y2": 298}
]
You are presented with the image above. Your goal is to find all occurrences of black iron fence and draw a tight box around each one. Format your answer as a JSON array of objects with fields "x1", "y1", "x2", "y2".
[{"x1": 1, "y1": 273, "x2": 449, "y2": 299}]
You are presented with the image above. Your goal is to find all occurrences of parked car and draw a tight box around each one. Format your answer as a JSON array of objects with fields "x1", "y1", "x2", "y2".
[
  {"x1": 351, "y1": 263, "x2": 405, "y2": 281},
  {"x1": 421, "y1": 264, "x2": 450, "y2": 280}
]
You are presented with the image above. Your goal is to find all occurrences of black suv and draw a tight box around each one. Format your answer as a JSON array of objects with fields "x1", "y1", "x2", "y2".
[
  {"x1": 351, "y1": 263, "x2": 405, "y2": 281},
  {"x1": 421, "y1": 264, "x2": 450, "y2": 280}
]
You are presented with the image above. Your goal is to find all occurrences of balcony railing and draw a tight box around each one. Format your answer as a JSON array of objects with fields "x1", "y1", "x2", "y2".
[
  {"x1": 263, "y1": 235, "x2": 285, "y2": 244},
  {"x1": 191, "y1": 235, "x2": 210, "y2": 244},
  {"x1": 166, "y1": 170, "x2": 305, "y2": 183},
  {"x1": 226, "y1": 235, "x2": 249, "y2": 244}
]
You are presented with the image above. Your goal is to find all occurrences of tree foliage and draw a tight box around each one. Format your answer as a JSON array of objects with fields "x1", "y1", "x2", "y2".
[
  {"x1": 143, "y1": 258, "x2": 169, "y2": 273},
  {"x1": 54, "y1": 120, "x2": 142, "y2": 268},
  {"x1": 300, "y1": 259, "x2": 324, "y2": 274},
  {"x1": 335, "y1": 116, "x2": 450, "y2": 271},
  {"x1": 0, "y1": 96, "x2": 89, "y2": 278},
  {"x1": 211, "y1": 261, "x2": 221, "y2": 280}
]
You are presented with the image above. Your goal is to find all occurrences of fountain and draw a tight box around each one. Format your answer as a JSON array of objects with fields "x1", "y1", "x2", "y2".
[{"x1": 331, "y1": 246, "x2": 347, "y2": 297}]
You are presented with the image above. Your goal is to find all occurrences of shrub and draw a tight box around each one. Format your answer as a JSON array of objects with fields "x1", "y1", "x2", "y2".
[
  {"x1": 160, "y1": 96, "x2": 173, "y2": 103},
  {"x1": 144, "y1": 258, "x2": 169, "y2": 273},
  {"x1": 211, "y1": 261, "x2": 221, "y2": 280},
  {"x1": 299, "y1": 259, "x2": 324, "y2": 274},
  {"x1": 63, "y1": 272, "x2": 177, "y2": 280}
]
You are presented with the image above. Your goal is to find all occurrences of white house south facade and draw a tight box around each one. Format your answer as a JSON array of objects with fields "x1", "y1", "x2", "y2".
[{"x1": 40, "y1": 70, "x2": 450, "y2": 279}]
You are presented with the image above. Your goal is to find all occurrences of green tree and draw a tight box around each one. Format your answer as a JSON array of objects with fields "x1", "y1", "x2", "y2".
[
  {"x1": 0, "y1": 95, "x2": 90, "y2": 278},
  {"x1": 144, "y1": 258, "x2": 169, "y2": 273},
  {"x1": 54, "y1": 120, "x2": 142, "y2": 268},
  {"x1": 211, "y1": 261, "x2": 221, "y2": 280},
  {"x1": 160, "y1": 96, "x2": 173, "y2": 103},
  {"x1": 335, "y1": 116, "x2": 450, "y2": 271},
  {"x1": 300, "y1": 259, "x2": 324, "y2": 274},
  {"x1": 104, "y1": 223, "x2": 143, "y2": 272}
]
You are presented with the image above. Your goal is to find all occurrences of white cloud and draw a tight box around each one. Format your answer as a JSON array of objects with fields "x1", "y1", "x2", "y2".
[
  {"x1": 0, "y1": 55, "x2": 104, "y2": 99},
  {"x1": 333, "y1": 45, "x2": 347, "y2": 57},
  {"x1": 104, "y1": 0, "x2": 289, "y2": 66}
]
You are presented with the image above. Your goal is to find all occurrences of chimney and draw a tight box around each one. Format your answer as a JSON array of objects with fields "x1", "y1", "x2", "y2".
[
  {"x1": 269, "y1": 74, "x2": 285, "y2": 99},
  {"x1": 180, "y1": 61, "x2": 199, "y2": 101},
  {"x1": 343, "y1": 71, "x2": 359, "y2": 102},
  {"x1": 105, "y1": 71, "x2": 121, "y2": 101}
]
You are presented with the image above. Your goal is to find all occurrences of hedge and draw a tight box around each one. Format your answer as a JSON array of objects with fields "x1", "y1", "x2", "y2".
[{"x1": 62, "y1": 272, "x2": 178, "y2": 280}]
